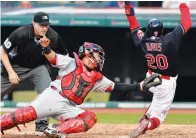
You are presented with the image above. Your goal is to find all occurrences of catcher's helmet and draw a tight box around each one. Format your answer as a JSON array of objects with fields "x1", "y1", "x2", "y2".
[
  {"x1": 146, "y1": 18, "x2": 163, "y2": 37},
  {"x1": 78, "y1": 42, "x2": 105, "y2": 71}
]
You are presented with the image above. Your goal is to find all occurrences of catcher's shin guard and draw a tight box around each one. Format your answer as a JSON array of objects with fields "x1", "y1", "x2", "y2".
[
  {"x1": 56, "y1": 110, "x2": 97, "y2": 134},
  {"x1": 1, "y1": 106, "x2": 37, "y2": 133}
]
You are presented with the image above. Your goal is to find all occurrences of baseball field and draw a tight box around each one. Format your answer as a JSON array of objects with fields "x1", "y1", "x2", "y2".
[{"x1": 1, "y1": 108, "x2": 196, "y2": 138}]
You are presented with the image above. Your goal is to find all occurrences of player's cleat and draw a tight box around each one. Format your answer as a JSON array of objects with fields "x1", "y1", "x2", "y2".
[
  {"x1": 35, "y1": 120, "x2": 48, "y2": 132},
  {"x1": 44, "y1": 127, "x2": 67, "y2": 138},
  {"x1": 138, "y1": 115, "x2": 148, "y2": 123},
  {"x1": 130, "y1": 119, "x2": 149, "y2": 138}
]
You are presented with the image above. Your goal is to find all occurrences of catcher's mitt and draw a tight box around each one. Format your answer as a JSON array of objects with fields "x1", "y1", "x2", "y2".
[{"x1": 142, "y1": 74, "x2": 162, "y2": 93}]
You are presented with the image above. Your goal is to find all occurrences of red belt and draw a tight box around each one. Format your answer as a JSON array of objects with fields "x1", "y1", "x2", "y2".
[
  {"x1": 148, "y1": 70, "x2": 170, "y2": 80},
  {"x1": 51, "y1": 85, "x2": 57, "y2": 91}
]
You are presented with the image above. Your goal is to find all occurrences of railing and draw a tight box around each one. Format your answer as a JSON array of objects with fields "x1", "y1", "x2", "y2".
[{"x1": 1, "y1": 101, "x2": 196, "y2": 109}]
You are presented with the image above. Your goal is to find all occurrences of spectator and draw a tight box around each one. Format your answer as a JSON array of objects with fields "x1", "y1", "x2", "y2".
[
  {"x1": 139, "y1": 1, "x2": 162, "y2": 7},
  {"x1": 20, "y1": 1, "x2": 32, "y2": 8},
  {"x1": 107, "y1": 1, "x2": 137, "y2": 8},
  {"x1": 162, "y1": 1, "x2": 196, "y2": 8}
]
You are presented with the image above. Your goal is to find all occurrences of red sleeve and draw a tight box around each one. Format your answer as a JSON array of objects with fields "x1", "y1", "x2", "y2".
[
  {"x1": 125, "y1": 3, "x2": 140, "y2": 31},
  {"x1": 105, "y1": 84, "x2": 114, "y2": 92},
  {"x1": 49, "y1": 54, "x2": 57, "y2": 65},
  {"x1": 179, "y1": 3, "x2": 192, "y2": 33}
]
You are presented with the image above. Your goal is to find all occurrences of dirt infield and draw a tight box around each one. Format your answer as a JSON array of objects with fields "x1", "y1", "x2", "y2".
[
  {"x1": 2, "y1": 124, "x2": 196, "y2": 138},
  {"x1": 1, "y1": 108, "x2": 196, "y2": 138}
]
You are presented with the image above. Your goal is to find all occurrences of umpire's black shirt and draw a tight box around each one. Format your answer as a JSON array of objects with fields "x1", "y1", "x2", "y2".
[{"x1": 1, "y1": 24, "x2": 68, "y2": 69}]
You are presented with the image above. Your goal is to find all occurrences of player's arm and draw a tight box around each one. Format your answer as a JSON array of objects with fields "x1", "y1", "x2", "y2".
[
  {"x1": 110, "y1": 74, "x2": 162, "y2": 93},
  {"x1": 124, "y1": 1, "x2": 140, "y2": 31},
  {"x1": 93, "y1": 74, "x2": 161, "y2": 93},
  {"x1": 40, "y1": 36, "x2": 73, "y2": 69},
  {"x1": 0, "y1": 47, "x2": 20, "y2": 84},
  {"x1": 107, "y1": 82, "x2": 143, "y2": 93},
  {"x1": 179, "y1": 3, "x2": 192, "y2": 34},
  {"x1": 0, "y1": 47, "x2": 14, "y2": 73},
  {"x1": 124, "y1": 1, "x2": 145, "y2": 47},
  {"x1": 1, "y1": 30, "x2": 20, "y2": 84},
  {"x1": 171, "y1": 3, "x2": 192, "y2": 37},
  {"x1": 92, "y1": 76, "x2": 142, "y2": 92},
  {"x1": 164, "y1": 3, "x2": 192, "y2": 50}
]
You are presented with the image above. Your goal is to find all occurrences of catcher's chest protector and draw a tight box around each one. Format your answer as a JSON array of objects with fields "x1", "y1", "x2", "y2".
[{"x1": 61, "y1": 53, "x2": 103, "y2": 105}]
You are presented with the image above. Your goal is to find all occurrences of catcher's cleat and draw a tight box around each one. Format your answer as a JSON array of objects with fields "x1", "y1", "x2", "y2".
[
  {"x1": 44, "y1": 127, "x2": 67, "y2": 138},
  {"x1": 130, "y1": 119, "x2": 149, "y2": 138},
  {"x1": 35, "y1": 120, "x2": 48, "y2": 132},
  {"x1": 52, "y1": 124, "x2": 59, "y2": 128}
]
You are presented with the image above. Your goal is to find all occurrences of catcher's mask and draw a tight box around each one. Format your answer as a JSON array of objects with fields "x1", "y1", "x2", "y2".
[
  {"x1": 78, "y1": 42, "x2": 105, "y2": 72},
  {"x1": 146, "y1": 18, "x2": 163, "y2": 37}
]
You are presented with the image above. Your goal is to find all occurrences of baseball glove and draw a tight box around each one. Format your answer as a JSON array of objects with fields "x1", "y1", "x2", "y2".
[{"x1": 142, "y1": 74, "x2": 162, "y2": 93}]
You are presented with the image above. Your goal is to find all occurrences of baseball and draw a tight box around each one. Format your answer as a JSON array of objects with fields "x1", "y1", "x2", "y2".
[{"x1": 154, "y1": 78, "x2": 160, "y2": 82}]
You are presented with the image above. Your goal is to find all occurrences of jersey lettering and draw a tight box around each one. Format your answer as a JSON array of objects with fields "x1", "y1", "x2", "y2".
[
  {"x1": 146, "y1": 54, "x2": 157, "y2": 69},
  {"x1": 156, "y1": 54, "x2": 168, "y2": 70},
  {"x1": 146, "y1": 42, "x2": 162, "y2": 52},
  {"x1": 3, "y1": 38, "x2": 12, "y2": 49},
  {"x1": 146, "y1": 54, "x2": 168, "y2": 70}
]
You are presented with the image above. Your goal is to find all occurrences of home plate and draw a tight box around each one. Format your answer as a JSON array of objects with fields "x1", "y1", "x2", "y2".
[{"x1": 13, "y1": 131, "x2": 45, "y2": 136}]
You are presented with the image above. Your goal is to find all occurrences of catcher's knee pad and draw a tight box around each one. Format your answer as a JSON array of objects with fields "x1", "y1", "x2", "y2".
[
  {"x1": 1, "y1": 106, "x2": 37, "y2": 133},
  {"x1": 56, "y1": 110, "x2": 97, "y2": 134}
]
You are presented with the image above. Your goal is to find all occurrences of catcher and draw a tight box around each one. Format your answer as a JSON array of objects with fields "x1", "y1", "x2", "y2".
[{"x1": 1, "y1": 40, "x2": 161, "y2": 138}]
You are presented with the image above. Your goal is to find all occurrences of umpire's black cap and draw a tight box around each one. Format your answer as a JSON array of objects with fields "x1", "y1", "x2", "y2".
[{"x1": 33, "y1": 12, "x2": 51, "y2": 25}]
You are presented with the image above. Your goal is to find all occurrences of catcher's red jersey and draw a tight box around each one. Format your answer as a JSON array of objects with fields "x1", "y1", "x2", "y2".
[{"x1": 60, "y1": 53, "x2": 103, "y2": 105}]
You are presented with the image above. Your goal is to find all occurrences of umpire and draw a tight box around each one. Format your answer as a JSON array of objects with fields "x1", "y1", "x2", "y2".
[{"x1": 0, "y1": 12, "x2": 68, "y2": 132}]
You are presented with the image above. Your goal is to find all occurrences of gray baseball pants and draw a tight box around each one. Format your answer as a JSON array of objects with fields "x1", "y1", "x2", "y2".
[{"x1": 1, "y1": 64, "x2": 52, "y2": 123}]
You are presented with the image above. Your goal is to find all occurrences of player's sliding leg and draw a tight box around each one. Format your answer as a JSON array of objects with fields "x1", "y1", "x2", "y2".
[
  {"x1": 1, "y1": 106, "x2": 37, "y2": 133},
  {"x1": 131, "y1": 114, "x2": 161, "y2": 138}
]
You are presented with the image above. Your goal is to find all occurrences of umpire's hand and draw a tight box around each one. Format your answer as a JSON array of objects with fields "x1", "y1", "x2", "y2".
[
  {"x1": 40, "y1": 36, "x2": 50, "y2": 47},
  {"x1": 8, "y1": 71, "x2": 20, "y2": 84}
]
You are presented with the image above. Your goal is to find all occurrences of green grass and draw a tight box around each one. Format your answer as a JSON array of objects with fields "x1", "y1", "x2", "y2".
[
  {"x1": 96, "y1": 113, "x2": 143, "y2": 124},
  {"x1": 13, "y1": 91, "x2": 110, "y2": 102},
  {"x1": 1, "y1": 112, "x2": 196, "y2": 124},
  {"x1": 13, "y1": 91, "x2": 37, "y2": 102},
  {"x1": 6, "y1": 91, "x2": 196, "y2": 125},
  {"x1": 49, "y1": 113, "x2": 196, "y2": 124},
  {"x1": 164, "y1": 113, "x2": 196, "y2": 124},
  {"x1": 96, "y1": 113, "x2": 196, "y2": 124}
]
